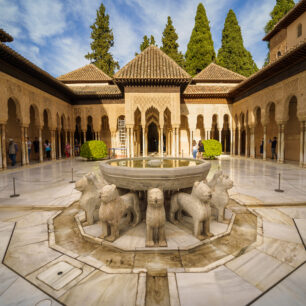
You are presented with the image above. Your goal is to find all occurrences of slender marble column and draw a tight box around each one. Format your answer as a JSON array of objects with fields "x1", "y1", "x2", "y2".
[
  {"x1": 51, "y1": 130, "x2": 56, "y2": 160},
  {"x1": 280, "y1": 124, "x2": 285, "y2": 163},
  {"x1": 1, "y1": 125, "x2": 6, "y2": 168},
  {"x1": 237, "y1": 128, "x2": 241, "y2": 156},
  {"x1": 250, "y1": 127, "x2": 255, "y2": 158},
  {"x1": 24, "y1": 127, "x2": 29, "y2": 164},
  {"x1": 83, "y1": 131, "x2": 86, "y2": 143},
  {"x1": 131, "y1": 127, "x2": 134, "y2": 158},
  {"x1": 142, "y1": 126, "x2": 145, "y2": 157},
  {"x1": 172, "y1": 129, "x2": 175, "y2": 157},
  {"x1": 38, "y1": 127, "x2": 43, "y2": 162},
  {"x1": 245, "y1": 128, "x2": 249, "y2": 157},
  {"x1": 219, "y1": 129, "x2": 222, "y2": 145},
  {"x1": 58, "y1": 130, "x2": 62, "y2": 159},
  {"x1": 277, "y1": 124, "x2": 281, "y2": 163},
  {"x1": 231, "y1": 129, "x2": 235, "y2": 155},
  {"x1": 160, "y1": 126, "x2": 164, "y2": 157},
  {"x1": 20, "y1": 126, "x2": 26, "y2": 165},
  {"x1": 299, "y1": 122, "x2": 304, "y2": 167},
  {"x1": 189, "y1": 129, "x2": 193, "y2": 157},
  {"x1": 263, "y1": 126, "x2": 267, "y2": 160},
  {"x1": 176, "y1": 128, "x2": 179, "y2": 157}
]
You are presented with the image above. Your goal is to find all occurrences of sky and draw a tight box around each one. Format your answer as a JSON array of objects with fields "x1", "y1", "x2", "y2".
[{"x1": 0, "y1": 0, "x2": 297, "y2": 77}]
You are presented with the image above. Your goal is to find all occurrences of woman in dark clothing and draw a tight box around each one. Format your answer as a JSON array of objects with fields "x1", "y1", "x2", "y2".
[{"x1": 197, "y1": 140, "x2": 204, "y2": 159}]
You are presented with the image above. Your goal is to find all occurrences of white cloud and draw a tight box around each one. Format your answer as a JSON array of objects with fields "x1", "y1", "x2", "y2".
[
  {"x1": 0, "y1": 0, "x2": 22, "y2": 38},
  {"x1": 21, "y1": 0, "x2": 66, "y2": 44}
]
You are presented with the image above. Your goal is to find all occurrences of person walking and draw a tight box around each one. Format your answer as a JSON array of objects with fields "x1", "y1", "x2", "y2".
[
  {"x1": 197, "y1": 140, "x2": 204, "y2": 159},
  {"x1": 65, "y1": 143, "x2": 71, "y2": 158},
  {"x1": 270, "y1": 137, "x2": 277, "y2": 160},
  {"x1": 192, "y1": 140, "x2": 197, "y2": 159},
  {"x1": 260, "y1": 138, "x2": 264, "y2": 156},
  {"x1": 8, "y1": 139, "x2": 18, "y2": 166},
  {"x1": 27, "y1": 137, "x2": 32, "y2": 161},
  {"x1": 44, "y1": 140, "x2": 51, "y2": 160}
]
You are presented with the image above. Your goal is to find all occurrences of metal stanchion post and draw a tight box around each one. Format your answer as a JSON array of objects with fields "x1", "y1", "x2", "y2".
[
  {"x1": 274, "y1": 173, "x2": 284, "y2": 192},
  {"x1": 10, "y1": 177, "x2": 20, "y2": 197},
  {"x1": 69, "y1": 168, "x2": 76, "y2": 183}
]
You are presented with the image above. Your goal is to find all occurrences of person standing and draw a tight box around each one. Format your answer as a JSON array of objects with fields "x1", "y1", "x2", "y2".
[
  {"x1": 27, "y1": 137, "x2": 32, "y2": 162},
  {"x1": 44, "y1": 140, "x2": 51, "y2": 160},
  {"x1": 8, "y1": 139, "x2": 18, "y2": 166},
  {"x1": 192, "y1": 140, "x2": 197, "y2": 159},
  {"x1": 197, "y1": 140, "x2": 204, "y2": 159},
  {"x1": 270, "y1": 137, "x2": 277, "y2": 160},
  {"x1": 65, "y1": 143, "x2": 71, "y2": 158},
  {"x1": 260, "y1": 138, "x2": 264, "y2": 156}
]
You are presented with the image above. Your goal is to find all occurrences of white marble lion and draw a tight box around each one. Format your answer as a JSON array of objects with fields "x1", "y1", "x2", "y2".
[
  {"x1": 99, "y1": 184, "x2": 140, "y2": 242},
  {"x1": 146, "y1": 188, "x2": 167, "y2": 247},
  {"x1": 170, "y1": 181, "x2": 213, "y2": 240}
]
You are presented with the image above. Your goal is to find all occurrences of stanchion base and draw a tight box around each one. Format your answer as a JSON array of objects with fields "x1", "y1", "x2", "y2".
[
  {"x1": 69, "y1": 181, "x2": 76, "y2": 184},
  {"x1": 274, "y1": 189, "x2": 284, "y2": 193},
  {"x1": 10, "y1": 194, "x2": 20, "y2": 198}
]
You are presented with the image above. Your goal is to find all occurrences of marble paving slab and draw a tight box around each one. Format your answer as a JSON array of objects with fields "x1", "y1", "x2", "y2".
[
  {"x1": 276, "y1": 207, "x2": 306, "y2": 219},
  {"x1": 0, "y1": 261, "x2": 18, "y2": 296},
  {"x1": 226, "y1": 249, "x2": 294, "y2": 291},
  {"x1": 176, "y1": 266, "x2": 261, "y2": 306},
  {"x1": 256, "y1": 236, "x2": 306, "y2": 268},
  {"x1": 60, "y1": 270, "x2": 138, "y2": 306},
  {"x1": 263, "y1": 220, "x2": 302, "y2": 244},
  {"x1": 252, "y1": 263, "x2": 306, "y2": 306},
  {"x1": 254, "y1": 208, "x2": 294, "y2": 225},
  {"x1": 294, "y1": 219, "x2": 306, "y2": 245}
]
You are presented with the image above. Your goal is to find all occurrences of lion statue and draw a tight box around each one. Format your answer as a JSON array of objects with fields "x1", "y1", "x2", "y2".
[
  {"x1": 146, "y1": 188, "x2": 167, "y2": 247},
  {"x1": 75, "y1": 172, "x2": 104, "y2": 225},
  {"x1": 99, "y1": 184, "x2": 140, "y2": 242},
  {"x1": 170, "y1": 181, "x2": 213, "y2": 240},
  {"x1": 208, "y1": 171, "x2": 233, "y2": 222}
]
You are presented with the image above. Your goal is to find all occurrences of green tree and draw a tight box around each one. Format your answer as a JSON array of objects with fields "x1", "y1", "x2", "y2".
[
  {"x1": 264, "y1": 0, "x2": 295, "y2": 65},
  {"x1": 217, "y1": 9, "x2": 258, "y2": 77},
  {"x1": 135, "y1": 35, "x2": 157, "y2": 55},
  {"x1": 160, "y1": 16, "x2": 184, "y2": 67},
  {"x1": 85, "y1": 2, "x2": 119, "y2": 76},
  {"x1": 185, "y1": 3, "x2": 215, "y2": 76}
]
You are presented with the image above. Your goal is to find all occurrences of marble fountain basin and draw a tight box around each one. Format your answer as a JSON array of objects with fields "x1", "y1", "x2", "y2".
[{"x1": 99, "y1": 157, "x2": 211, "y2": 190}]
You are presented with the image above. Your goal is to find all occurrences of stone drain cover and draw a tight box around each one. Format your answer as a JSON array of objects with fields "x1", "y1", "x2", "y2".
[{"x1": 37, "y1": 261, "x2": 82, "y2": 290}]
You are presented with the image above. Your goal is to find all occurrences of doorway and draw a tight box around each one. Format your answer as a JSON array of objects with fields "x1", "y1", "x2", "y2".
[{"x1": 148, "y1": 122, "x2": 158, "y2": 153}]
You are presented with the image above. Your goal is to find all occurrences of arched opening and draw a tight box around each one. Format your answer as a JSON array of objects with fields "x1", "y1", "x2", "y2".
[
  {"x1": 60, "y1": 115, "x2": 66, "y2": 157},
  {"x1": 133, "y1": 110, "x2": 141, "y2": 156},
  {"x1": 74, "y1": 116, "x2": 82, "y2": 154},
  {"x1": 147, "y1": 122, "x2": 158, "y2": 153},
  {"x1": 7, "y1": 98, "x2": 21, "y2": 166},
  {"x1": 101, "y1": 115, "x2": 111, "y2": 149},
  {"x1": 164, "y1": 108, "x2": 171, "y2": 156},
  {"x1": 285, "y1": 96, "x2": 300, "y2": 162},
  {"x1": 42, "y1": 109, "x2": 51, "y2": 160},
  {"x1": 266, "y1": 103, "x2": 278, "y2": 159},
  {"x1": 240, "y1": 113, "x2": 246, "y2": 155},
  {"x1": 196, "y1": 115, "x2": 205, "y2": 140},
  {"x1": 222, "y1": 114, "x2": 231, "y2": 153},
  {"x1": 86, "y1": 116, "x2": 94, "y2": 141},
  {"x1": 212, "y1": 114, "x2": 219, "y2": 140},
  {"x1": 28, "y1": 105, "x2": 39, "y2": 162},
  {"x1": 234, "y1": 115, "x2": 238, "y2": 155},
  {"x1": 254, "y1": 107, "x2": 263, "y2": 158},
  {"x1": 297, "y1": 23, "x2": 302, "y2": 37},
  {"x1": 180, "y1": 115, "x2": 189, "y2": 157}
]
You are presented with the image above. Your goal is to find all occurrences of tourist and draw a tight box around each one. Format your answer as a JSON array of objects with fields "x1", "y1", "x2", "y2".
[
  {"x1": 270, "y1": 137, "x2": 277, "y2": 160},
  {"x1": 260, "y1": 138, "x2": 264, "y2": 156},
  {"x1": 8, "y1": 139, "x2": 18, "y2": 166},
  {"x1": 65, "y1": 143, "x2": 71, "y2": 158},
  {"x1": 33, "y1": 137, "x2": 39, "y2": 159},
  {"x1": 27, "y1": 137, "x2": 32, "y2": 161},
  {"x1": 192, "y1": 140, "x2": 197, "y2": 159},
  {"x1": 74, "y1": 139, "x2": 79, "y2": 156},
  {"x1": 197, "y1": 140, "x2": 204, "y2": 159},
  {"x1": 44, "y1": 140, "x2": 51, "y2": 160}
]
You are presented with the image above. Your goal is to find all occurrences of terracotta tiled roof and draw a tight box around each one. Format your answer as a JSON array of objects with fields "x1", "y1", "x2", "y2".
[
  {"x1": 114, "y1": 45, "x2": 191, "y2": 84},
  {"x1": 183, "y1": 84, "x2": 236, "y2": 97},
  {"x1": 71, "y1": 85, "x2": 122, "y2": 96},
  {"x1": 230, "y1": 38, "x2": 306, "y2": 99},
  {"x1": 0, "y1": 29, "x2": 13, "y2": 42},
  {"x1": 193, "y1": 63, "x2": 246, "y2": 82},
  {"x1": 58, "y1": 64, "x2": 112, "y2": 83},
  {"x1": 263, "y1": 0, "x2": 306, "y2": 41}
]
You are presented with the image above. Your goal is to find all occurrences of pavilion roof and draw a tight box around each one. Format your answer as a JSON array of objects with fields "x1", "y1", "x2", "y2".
[
  {"x1": 193, "y1": 63, "x2": 246, "y2": 83},
  {"x1": 113, "y1": 45, "x2": 191, "y2": 85},
  {"x1": 263, "y1": 0, "x2": 306, "y2": 41},
  {"x1": 71, "y1": 84, "x2": 122, "y2": 98},
  {"x1": 0, "y1": 29, "x2": 13, "y2": 43},
  {"x1": 183, "y1": 84, "x2": 235, "y2": 98},
  {"x1": 58, "y1": 64, "x2": 112, "y2": 83}
]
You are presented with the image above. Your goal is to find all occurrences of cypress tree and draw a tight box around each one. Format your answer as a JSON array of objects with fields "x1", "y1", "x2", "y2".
[
  {"x1": 185, "y1": 3, "x2": 215, "y2": 76},
  {"x1": 160, "y1": 16, "x2": 184, "y2": 67},
  {"x1": 264, "y1": 0, "x2": 295, "y2": 65},
  {"x1": 135, "y1": 35, "x2": 157, "y2": 56},
  {"x1": 85, "y1": 2, "x2": 119, "y2": 76},
  {"x1": 217, "y1": 9, "x2": 258, "y2": 77}
]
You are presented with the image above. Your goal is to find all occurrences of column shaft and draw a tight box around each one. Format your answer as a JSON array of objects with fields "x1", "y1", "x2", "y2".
[
  {"x1": 277, "y1": 125, "x2": 281, "y2": 163},
  {"x1": 51, "y1": 130, "x2": 56, "y2": 160},
  {"x1": 299, "y1": 122, "x2": 304, "y2": 167},
  {"x1": 231, "y1": 129, "x2": 235, "y2": 155},
  {"x1": 160, "y1": 127, "x2": 164, "y2": 157},
  {"x1": 39, "y1": 128, "x2": 43, "y2": 162},
  {"x1": 176, "y1": 128, "x2": 179, "y2": 157},
  {"x1": 25, "y1": 127, "x2": 29, "y2": 164},
  {"x1": 250, "y1": 127, "x2": 255, "y2": 158},
  {"x1": 189, "y1": 129, "x2": 193, "y2": 157},
  {"x1": 131, "y1": 128, "x2": 134, "y2": 158},
  {"x1": 245, "y1": 128, "x2": 249, "y2": 157},
  {"x1": 0, "y1": 126, "x2": 2, "y2": 169},
  {"x1": 20, "y1": 126, "x2": 26, "y2": 165},
  {"x1": 280, "y1": 124, "x2": 285, "y2": 163},
  {"x1": 58, "y1": 130, "x2": 62, "y2": 158},
  {"x1": 237, "y1": 128, "x2": 241, "y2": 156},
  {"x1": 1, "y1": 125, "x2": 6, "y2": 168},
  {"x1": 263, "y1": 126, "x2": 267, "y2": 160}
]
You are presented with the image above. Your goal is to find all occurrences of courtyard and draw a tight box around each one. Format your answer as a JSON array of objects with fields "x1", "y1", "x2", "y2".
[{"x1": 0, "y1": 157, "x2": 305, "y2": 306}]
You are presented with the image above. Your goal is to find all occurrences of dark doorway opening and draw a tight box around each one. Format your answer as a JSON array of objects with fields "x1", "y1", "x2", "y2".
[{"x1": 148, "y1": 122, "x2": 158, "y2": 153}]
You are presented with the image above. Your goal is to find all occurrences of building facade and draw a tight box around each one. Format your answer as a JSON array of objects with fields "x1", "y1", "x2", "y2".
[{"x1": 0, "y1": 0, "x2": 306, "y2": 169}]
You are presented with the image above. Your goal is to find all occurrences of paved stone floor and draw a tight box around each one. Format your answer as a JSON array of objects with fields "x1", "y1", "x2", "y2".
[{"x1": 0, "y1": 157, "x2": 305, "y2": 305}]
